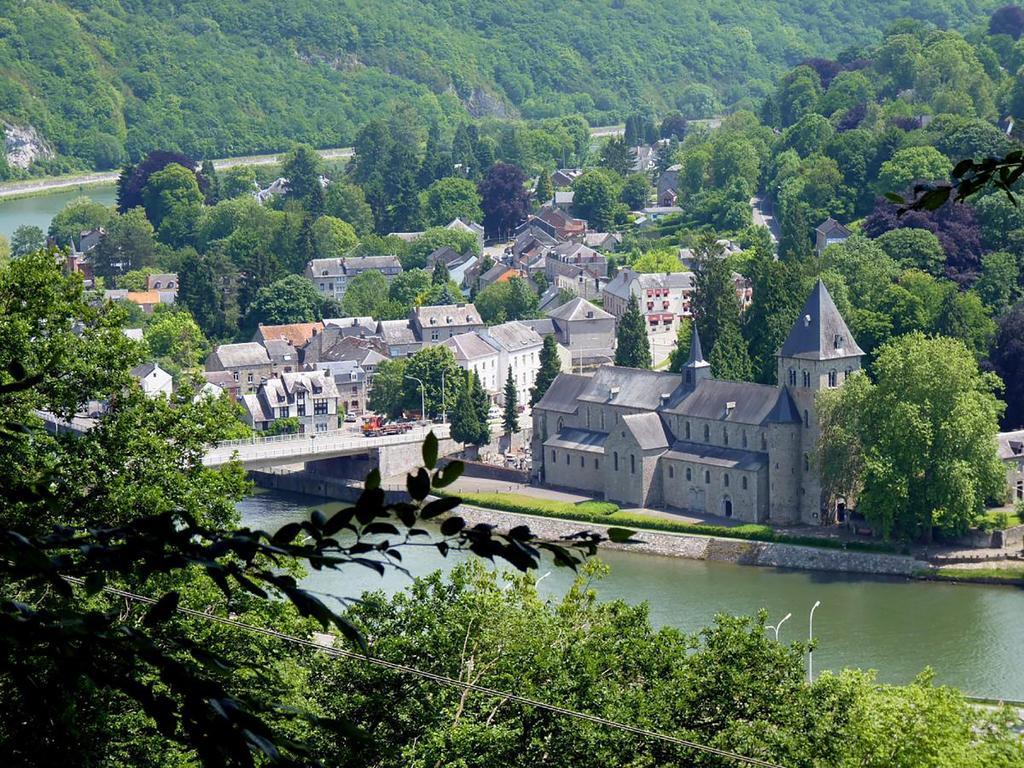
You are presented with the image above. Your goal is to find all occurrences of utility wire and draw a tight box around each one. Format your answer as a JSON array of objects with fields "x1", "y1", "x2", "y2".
[{"x1": 67, "y1": 577, "x2": 787, "y2": 768}]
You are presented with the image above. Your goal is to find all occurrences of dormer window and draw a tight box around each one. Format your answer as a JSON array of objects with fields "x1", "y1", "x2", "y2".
[{"x1": 834, "y1": 334, "x2": 844, "y2": 350}]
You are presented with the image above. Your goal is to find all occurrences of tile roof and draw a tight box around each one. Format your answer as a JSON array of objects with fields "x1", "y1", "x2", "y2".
[
  {"x1": 779, "y1": 279, "x2": 864, "y2": 361},
  {"x1": 255, "y1": 321, "x2": 324, "y2": 348}
]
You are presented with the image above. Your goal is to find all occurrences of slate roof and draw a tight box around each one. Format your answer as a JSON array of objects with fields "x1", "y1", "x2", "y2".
[
  {"x1": 997, "y1": 430, "x2": 1024, "y2": 460},
  {"x1": 662, "y1": 441, "x2": 767, "y2": 471},
  {"x1": 602, "y1": 269, "x2": 693, "y2": 300},
  {"x1": 443, "y1": 332, "x2": 498, "y2": 362},
  {"x1": 242, "y1": 393, "x2": 272, "y2": 423},
  {"x1": 779, "y1": 279, "x2": 864, "y2": 361},
  {"x1": 815, "y1": 217, "x2": 851, "y2": 238},
  {"x1": 324, "y1": 317, "x2": 376, "y2": 336},
  {"x1": 621, "y1": 412, "x2": 670, "y2": 450},
  {"x1": 377, "y1": 319, "x2": 419, "y2": 346},
  {"x1": 264, "y1": 339, "x2": 299, "y2": 364},
  {"x1": 544, "y1": 428, "x2": 608, "y2": 453},
  {"x1": 130, "y1": 362, "x2": 158, "y2": 378},
  {"x1": 521, "y1": 318, "x2": 556, "y2": 336},
  {"x1": 209, "y1": 342, "x2": 271, "y2": 368},
  {"x1": 548, "y1": 296, "x2": 613, "y2": 322},
  {"x1": 484, "y1": 321, "x2": 543, "y2": 352},
  {"x1": 413, "y1": 303, "x2": 483, "y2": 327},
  {"x1": 665, "y1": 379, "x2": 801, "y2": 425},
  {"x1": 577, "y1": 366, "x2": 686, "y2": 410},
  {"x1": 534, "y1": 373, "x2": 592, "y2": 413}
]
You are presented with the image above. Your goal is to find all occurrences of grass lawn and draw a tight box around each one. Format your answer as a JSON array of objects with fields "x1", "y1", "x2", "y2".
[
  {"x1": 452, "y1": 491, "x2": 896, "y2": 554},
  {"x1": 927, "y1": 567, "x2": 1024, "y2": 584}
]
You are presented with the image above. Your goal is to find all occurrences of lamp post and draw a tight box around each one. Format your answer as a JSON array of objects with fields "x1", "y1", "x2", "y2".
[
  {"x1": 808, "y1": 600, "x2": 821, "y2": 683},
  {"x1": 405, "y1": 375, "x2": 425, "y2": 422},
  {"x1": 767, "y1": 612, "x2": 792, "y2": 642},
  {"x1": 441, "y1": 370, "x2": 447, "y2": 424}
]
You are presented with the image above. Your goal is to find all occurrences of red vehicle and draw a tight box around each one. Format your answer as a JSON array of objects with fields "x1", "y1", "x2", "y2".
[{"x1": 361, "y1": 416, "x2": 414, "y2": 437}]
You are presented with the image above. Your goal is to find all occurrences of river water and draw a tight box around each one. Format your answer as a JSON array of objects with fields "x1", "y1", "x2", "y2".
[
  {"x1": 0, "y1": 184, "x2": 117, "y2": 239},
  {"x1": 240, "y1": 490, "x2": 1024, "y2": 701}
]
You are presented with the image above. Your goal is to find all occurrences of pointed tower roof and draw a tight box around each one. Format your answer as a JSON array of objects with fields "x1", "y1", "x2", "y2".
[
  {"x1": 686, "y1": 325, "x2": 710, "y2": 368},
  {"x1": 780, "y1": 279, "x2": 863, "y2": 361}
]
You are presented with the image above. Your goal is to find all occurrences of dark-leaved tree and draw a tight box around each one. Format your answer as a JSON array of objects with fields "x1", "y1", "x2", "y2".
[{"x1": 478, "y1": 163, "x2": 529, "y2": 239}]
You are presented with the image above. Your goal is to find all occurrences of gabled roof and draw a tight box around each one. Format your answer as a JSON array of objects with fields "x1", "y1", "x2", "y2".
[
  {"x1": 779, "y1": 279, "x2": 864, "y2": 361},
  {"x1": 484, "y1": 321, "x2": 543, "y2": 352},
  {"x1": 377, "y1": 319, "x2": 419, "y2": 346},
  {"x1": 815, "y1": 217, "x2": 851, "y2": 238},
  {"x1": 443, "y1": 332, "x2": 498, "y2": 362},
  {"x1": 255, "y1": 322, "x2": 324, "y2": 348},
  {"x1": 997, "y1": 430, "x2": 1024, "y2": 460},
  {"x1": 130, "y1": 362, "x2": 159, "y2": 379},
  {"x1": 412, "y1": 303, "x2": 483, "y2": 327},
  {"x1": 210, "y1": 342, "x2": 271, "y2": 368},
  {"x1": 577, "y1": 366, "x2": 686, "y2": 410},
  {"x1": 534, "y1": 373, "x2": 592, "y2": 413},
  {"x1": 547, "y1": 296, "x2": 613, "y2": 322},
  {"x1": 664, "y1": 379, "x2": 801, "y2": 425},
  {"x1": 521, "y1": 317, "x2": 556, "y2": 336},
  {"x1": 621, "y1": 412, "x2": 670, "y2": 450}
]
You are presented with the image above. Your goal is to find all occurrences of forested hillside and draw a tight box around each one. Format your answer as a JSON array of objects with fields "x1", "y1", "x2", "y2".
[{"x1": 0, "y1": 0, "x2": 1001, "y2": 171}]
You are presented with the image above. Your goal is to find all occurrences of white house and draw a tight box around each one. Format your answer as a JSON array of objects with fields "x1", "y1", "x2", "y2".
[
  {"x1": 480, "y1": 321, "x2": 544, "y2": 407},
  {"x1": 241, "y1": 370, "x2": 341, "y2": 434},
  {"x1": 130, "y1": 362, "x2": 173, "y2": 399},
  {"x1": 442, "y1": 332, "x2": 501, "y2": 396}
]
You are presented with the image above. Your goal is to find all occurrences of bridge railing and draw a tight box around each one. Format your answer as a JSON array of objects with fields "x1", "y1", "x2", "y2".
[{"x1": 213, "y1": 422, "x2": 439, "y2": 449}]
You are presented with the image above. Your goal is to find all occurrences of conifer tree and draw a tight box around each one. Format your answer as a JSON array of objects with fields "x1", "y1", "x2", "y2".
[
  {"x1": 419, "y1": 122, "x2": 450, "y2": 188},
  {"x1": 614, "y1": 293, "x2": 652, "y2": 369},
  {"x1": 535, "y1": 171, "x2": 554, "y2": 205},
  {"x1": 779, "y1": 203, "x2": 813, "y2": 262},
  {"x1": 451, "y1": 373, "x2": 483, "y2": 446},
  {"x1": 432, "y1": 260, "x2": 450, "y2": 285},
  {"x1": 502, "y1": 368, "x2": 520, "y2": 434},
  {"x1": 692, "y1": 233, "x2": 739, "y2": 353},
  {"x1": 200, "y1": 159, "x2": 220, "y2": 205},
  {"x1": 530, "y1": 334, "x2": 562, "y2": 405},
  {"x1": 470, "y1": 370, "x2": 491, "y2": 441},
  {"x1": 709, "y1": 322, "x2": 754, "y2": 381}
]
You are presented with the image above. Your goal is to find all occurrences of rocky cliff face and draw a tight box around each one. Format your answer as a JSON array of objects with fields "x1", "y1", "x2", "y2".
[
  {"x1": 464, "y1": 87, "x2": 509, "y2": 119},
  {"x1": 4, "y1": 123, "x2": 55, "y2": 169}
]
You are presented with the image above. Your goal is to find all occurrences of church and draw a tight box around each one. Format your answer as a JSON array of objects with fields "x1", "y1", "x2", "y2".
[{"x1": 530, "y1": 280, "x2": 863, "y2": 525}]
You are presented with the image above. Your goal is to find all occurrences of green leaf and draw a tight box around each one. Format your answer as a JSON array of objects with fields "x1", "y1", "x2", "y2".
[
  {"x1": 422, "y1": 431, "x2": 438, "y2": 470},
  {"x1": 440, "y1": 517, "x2": 465, "y2": 536},
  {"x1": 365, "y1": 468, "x2": 381, "y2": 490},
  {"x1": 883, "y1": 192, "x2": 905, "y2": 204},
  {"x1": 407, "y1": 467, "x2": 430, "y2": 501},
  {"x1": 606, "y1": 527, "x2": 637, "y2": 543},
  {"x1": 432, "y1": 461, "x2": 463, "y2": 488},
  {"x1": 420, "y1": 495, "x2": 461, "y2": 519},
  {"x1": 143, "y1": 591, "x2": 180, "y2": 627}
]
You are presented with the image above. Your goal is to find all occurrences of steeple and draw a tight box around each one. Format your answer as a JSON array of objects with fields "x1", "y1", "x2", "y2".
[
  {"x1": 779, "y1": 279, "x2": 863, "y2": 361},
  {"x1": 683, "y1": 324, "x2": 711, "y2": 387}
]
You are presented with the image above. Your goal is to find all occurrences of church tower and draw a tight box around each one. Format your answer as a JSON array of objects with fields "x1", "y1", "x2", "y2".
[
  {"x1": 777, "y1": 280, "x2": 863, "y2": 524},
  {"x1": 683, "y1": 325, "x2": 712, "y2": 388}
]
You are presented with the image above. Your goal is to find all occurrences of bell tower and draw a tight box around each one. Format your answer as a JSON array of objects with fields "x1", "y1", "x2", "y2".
[
  {"x1": 777, "y1": 280, "x2": 863, "y2": 524},
  {"x1": 683, "y1": 325, "x2": 712, "y2": 389}
]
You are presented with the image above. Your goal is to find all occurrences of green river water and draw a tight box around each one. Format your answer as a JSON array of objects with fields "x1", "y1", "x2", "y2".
[
  {"x1": 0, "y1": 184, "x2": 117, "y2": 239},
  {"x1": 239, "y1": 490, "x2": 1024, "y2": 702}
]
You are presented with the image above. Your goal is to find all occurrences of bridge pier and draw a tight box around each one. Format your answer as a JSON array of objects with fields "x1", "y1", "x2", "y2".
[{"x1": 374, "y1": 437, "x2": 462, "y2": 480}]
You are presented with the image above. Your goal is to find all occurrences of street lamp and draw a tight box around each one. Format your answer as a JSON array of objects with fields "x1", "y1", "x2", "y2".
[
  {"x1": 808, "y1": 600, "x2": 821, "y2": 683},
  {"x1": 767, "y1": 612, "x2": 792, "y2": 642},
  {"x1": 404, "y1": 375, "x2": 425, "y2": 422},
  {"x1": 441, "y1": 370, "x2": 447, "y2": 424}
]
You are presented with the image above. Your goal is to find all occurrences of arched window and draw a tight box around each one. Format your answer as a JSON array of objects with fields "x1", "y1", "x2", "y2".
[
  {"x1": 788, "y1": 369, "x2": 797, "y2": 386},
  {"x1": 828, "y1": 370, "x2": 837, "y2": 388},
  {"x1": 804, "y1": 410, "x2": 809, "y2": 428},
  {"x1": 804, "y1": 453, "x2": 810, "y2": 472},
  {"x1": 742, "y1": 430, "x2": 748, "y2": 448},
  {"x1": 723, "y1": 428, "x2": 729, "y2": 446},
  {"x1": 685, "y1": 467, "x2": 692, "y2": 481},
  {"x1": 557, "y1": 417, "x2": 564, "y2": 432},
  {"x1": 669, "y1": 465, "x2": 675, "y2": 478},
  {"x1": 703, "y1": 424, "x2": 710, "y2": 441},
  {"x1": 704, "y1": 470, "x2": 711, "y2": 484},
  {"x1": 761, "y1": 432, "x2": 767, "y2": 450},
  {"x1": 551, "y1": 450, "x2": 556, "y2": 462},
  {"x1": 613, "y1": 452, "x2": 619, "y2": 471},
  {"x1": 630, "y1": 454, "x2": 636, "y2": 474},
  {"x1": 742, "y1": 476, "x2": 748, "y2": 490},
  {"x1": 724, "y1": 473, "x2": 730, "y2": 488},
  {"x1": 802, "y1": 370, "x2": 811, "y2": 387},
  {"x1": 685, "y1": 421, "x2": 691, "y2": 439}
]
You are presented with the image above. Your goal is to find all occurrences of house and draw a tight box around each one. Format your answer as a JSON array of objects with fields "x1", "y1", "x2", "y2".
[
  {"x1": 103, "y1": 290, "x2": 167, "y2": 314},
  {"x1": 998, "y1": 430, "x2": 1024, "y2": 504},
  {"x1": 659, "y1": 188, "x2": 678, "y2": 207},
  {"x1": 547, "y1": 297, "x2": 616, "y2": 369},
  {"x1": 657, "y1": 164, "x2": 681, "y2": 201},
  {"x1": 78, "y1": 228, "x2": 105, "y2": 254},
  {"x1": 631, "y1": 144, "x2": 657, "y2": 173},
  {"x1": 551, "y1": 169, "x2": 583, "y2": 188},
  {"x1": 410, "y1": 303, "x2": 485, "y2": 343},
  {"x1": 442, "y1": 332, "x2": 502, "y2": 396},
  {"x1": 254, "y1": 322, "x2": 324, "y2": 350},
  {"x1": 64, "y1": 252, "x2": 95, "y2": 288},
  {"x1": 511, "y1": 224, "x2": 560, "y2": 260},
  {"x1": 254, "y1": 177, "x2": 289, "y2": 204},
  {"x1": 553, "y1": 190, "x2": 575, "y2": 210},
  {"x1": 303, "y1": 333, "x2": 389, "y2": 376},
  {"x1": 241, "y1": 370, "x2": 341, "y2": 434},
  {"x1": 640, "y1": 205, "x2": 683, "y2": 221},
  {"x1": 678, "y1": 239, "x2": 743, "y2": 270},
  {"x1": 602, "y1": 268, "x2": 695, "y2": 338},
  {"x1": 263, "y1": 339, "x2": 301, "y2": 374},
  {"x1": 546, "y1": 242, "x2": 608, "y2": 280},
  {"x1": 584, "y1": 232, "x2": 622, "y2": 252},
  {"x1": 532, "y1": 281, "x2": 864, "y2": 525},
  {"x1": 316, "y1": 360, "x2": 369, "y2": 415},
  {"x1": 815, "y1": 217, "x2": 852, "y2": 256},
  {"x1": 146, "y1": 273, "x2": 178, "y2": 292},
  {"x1": 205, "y1": 342, "x2": 274, "y2": 394},
  {"x1": 377, "y1": 319, "x2": 423, "y2": 357},
  {"x1": 480, "y1": 321, "x2": 544, "y2": 407},
  {"x1": 322, "y1": 316, "x2": 377, "y2": 339},
  {"x1": 305, "y1": 256, "x2": 403, "y2": 302},
  {"x1": 202, "y1": 370, "x2": 241, "y2": 401},
  {"x1": 535, "y1": 204, "x2": 586, "y2": 241},
  {"x1": 130, "y1": 362, "x2": 173, "y2": 399}
]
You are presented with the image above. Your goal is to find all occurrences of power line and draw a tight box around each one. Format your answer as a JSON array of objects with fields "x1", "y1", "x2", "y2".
[{"x1": 68, "y1": 577, "x2": 787, "y2": 768}]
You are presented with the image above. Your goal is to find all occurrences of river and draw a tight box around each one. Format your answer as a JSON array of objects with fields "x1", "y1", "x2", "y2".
[
  {"x1": 240, "y1": 490, "x2": 1024, "y2": 702},
  {"x1": 0, "y1": 184, "x2": 117, "y2": 239}
]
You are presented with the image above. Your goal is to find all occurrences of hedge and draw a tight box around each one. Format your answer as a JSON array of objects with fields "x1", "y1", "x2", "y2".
[{"x1": 450, "y1": 492, "x2": 896, "y2": 554}]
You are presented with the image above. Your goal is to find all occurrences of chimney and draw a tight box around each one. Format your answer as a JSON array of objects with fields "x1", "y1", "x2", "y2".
[{"x1": 724, "y1": 401, "x2": 736, "y2": 417}]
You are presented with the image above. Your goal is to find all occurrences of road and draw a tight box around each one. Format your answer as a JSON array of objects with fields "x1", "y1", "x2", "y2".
[
  {"x1": 750, "y1": 195, "x2": 780, "y2": 245},
  {"x1": 0, "y1": 146, "x2": 355, "y2": 200}
]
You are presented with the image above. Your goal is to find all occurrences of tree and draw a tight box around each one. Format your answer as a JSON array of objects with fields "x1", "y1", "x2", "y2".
[
  {"x1": 311, "y1": 215, "x2": 358, "y2": 259},
  {"x1": 632, "y1": 248, "x2": 683, "y2": 273},
  {"x1": 451, "y1": 371, "x2": 489, "y2": 447},
  {"x1": 974, "y1": 251, "x2": 1019, "y2": 313},
  {"x1": 0, "y1": 233, "x2": 9, "y2": 265},
  {"x1": 934, "y1": 288, "x2": 996, "y2": 359},
  {"x1": 342, "y1": 270, "x2": 391, "y2": 318},
  {"x1": 281, "y1": 144, "x2": 323, "y2": 211},
  {"x1": 11, "y1": 225, "x2": 45, "y2": 258},
  {"x1": 220, "y1": 166, "x2": 257, "y2": 199},
  {"x1": 431, "y1": 260, "x2": 450, "y2": 286},
  {"x1": 367, "y1": 357, "x2": 408, "y2": 419},
  {"x1": 599, "y1": 136, "x2": 633, "y2": 176},
  {"x1": 324, "y1": 181, "x2": 375, "y2": 235},
  {"x1": 619, "y1": 173, "x2": 649, "y2": 210},
  {"x1": 614, "y1": 294, "x2": 651, "y2": 369},
  {"x1": 404, "y1": 345, "x2": 461, "y2": 419},
  {"x1": 534, "y1": 170, "x2": 553, "y2": 205},
  {"x1": 142, "y1": 163, "x2": 204, "y2": 246},
  {"x1": 177, "y1": 250, "x2": 239, "y2": 340},
  {"x1": 660, "y1": 113, "x2": 688, "y2": 141},
  {"x1": 691, "y1": 234, "x2": 740, "y2": 353},
  {"x1": 573, "y1": 170, "x2": 618, "y2": 230},
  {"x1": 478, "y1": 163, "x2": 529, "y2": 239},
  {"x1": 875, "y1": 228, "x2": 945, "y2": 276},
  {"x1": 743, "y1": 257, "x2": 805, "y2": 383},
  {"x1": 418, "y1": 122, "x2": 451, "y2": 188},
  {"x1": 245, "y1": 274, "x2": 327, "y2": 329},
  {"x1": 709, "y1": 322, "x2": 753, "y2": 381},
  {"x1": 502, "y1": 367, "x2": 519, "y2": 434},
  {"x1": 48, "y1": 196, "x2": 113, "y2": 245},
  {"x1": 990, "y1": 5, "x2": 1024, "y2": 37},
  {"x1": 93, "y1": 207, "x2": 158, "y2": 279},
  {"x1": 507, "y1": 276, "x2": 538, "y2": 319},
  {"x1": 117, "y1": 151, "x2": 196, "y2": 213},
  {"x1": 144, "y1": 309, "x2": 210, "y2": 374},
  {"x1": 991, "y1": 301, "x2": 1024, "y2": 429},
  {"x1": 818, "y1": 334, "x2": 1006, "y2": 541},
  {"x1": 404, "y1": 227, "x2": 480, "y2": 270},
  {"x1": 667, "y1": 318, "x2": 694, "y2": 372},
  {"x1": 475, "y1": 278, "x2": 537, "y2": 324},
  {"x1": 876, "y1": 146, "x2": 952, "y2": 195},
  {"x1": 778, "y1": 203, "x2": 813, "y2": 262},
  {"x1": 776, "y1": 65, "x2": 823, "y2": 127},
  {"x1": 422, "y1": 177, "x2": 482, "y2": 227},
  {"x1": 530, "y1": 335, "x2": 562, "y2": 405}
]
